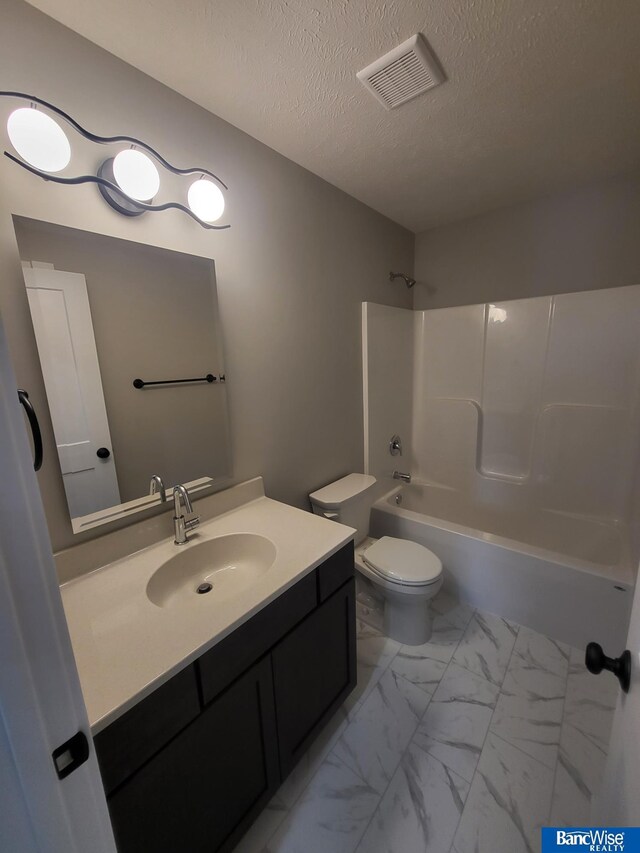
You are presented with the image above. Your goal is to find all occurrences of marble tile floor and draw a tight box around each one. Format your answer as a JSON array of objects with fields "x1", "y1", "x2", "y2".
[{"x1": 233, "y1": 591, "x2": 617, "y2": 853}]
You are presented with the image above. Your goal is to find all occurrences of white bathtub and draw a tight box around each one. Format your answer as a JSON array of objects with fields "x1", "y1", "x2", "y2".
[{"x1": 370, "y1": 482, "x2": 635, "y2": 650}]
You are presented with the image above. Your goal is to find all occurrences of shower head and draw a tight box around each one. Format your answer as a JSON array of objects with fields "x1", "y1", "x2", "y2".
[{"x1": 389, "y1": 271, "x2": 416, "y2": 289}]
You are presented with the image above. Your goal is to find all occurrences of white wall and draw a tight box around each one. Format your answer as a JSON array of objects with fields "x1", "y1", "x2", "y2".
[
  {"x1": 0, "y1": 0, "x2": 414, "y2": 554},
  {"x1": 413, "y1": 286, "x2": 640, "y2": 527},
  {"x1": 413, "y1": 172, "x2": 640, "y2": 310},
  {"x1": 362, "y1": 303, "x2": 413, "y2": 481}
]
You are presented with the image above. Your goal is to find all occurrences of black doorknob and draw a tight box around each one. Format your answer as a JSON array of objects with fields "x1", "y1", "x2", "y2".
[
  {"x1": 585, "y1": 642, "x2": 631, "y2": 693},
  {"x1": 96, "y1": 447, "x2": 111, "y2": 459}
]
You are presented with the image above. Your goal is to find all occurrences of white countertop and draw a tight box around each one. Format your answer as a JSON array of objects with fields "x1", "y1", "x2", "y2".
[{"x1": 60, "y1": 494, "x2": 354, "y2": 735}]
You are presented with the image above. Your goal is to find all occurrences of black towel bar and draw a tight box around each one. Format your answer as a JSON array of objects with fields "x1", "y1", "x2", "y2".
[{"x1": 133, "y1": 374, "x2": 217, "y2": 389}]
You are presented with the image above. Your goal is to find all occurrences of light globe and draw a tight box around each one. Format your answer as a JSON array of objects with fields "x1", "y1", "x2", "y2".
[
  {"x1": 187, "y1": 179, "x2": 225, "y2": 222},
  {"x1": 7, "y1": 107, "x2": 71, "y2": 172},
  {"x1": 112, "y1": 149, "x2": 160, "y2": 201}
]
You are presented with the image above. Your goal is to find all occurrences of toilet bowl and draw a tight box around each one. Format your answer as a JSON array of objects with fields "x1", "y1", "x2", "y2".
[
  {"x1": 356, "y1": 535, "x2": 443, "y2": 645},
  {"x1": 309, "y1": 474, "x2": 443, "y2": 645}
]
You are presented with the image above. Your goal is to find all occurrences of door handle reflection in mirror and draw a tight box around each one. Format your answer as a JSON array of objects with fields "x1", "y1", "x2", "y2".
[
  {"x1": 96, "y1": 447, "x2": 111, "y2": 459},
  {"x1": 585, "y1": 642, "x2": 631, "y2": 693},
  {"x1": 17, "y1": 389, "x2": 43, "y2": 471}
]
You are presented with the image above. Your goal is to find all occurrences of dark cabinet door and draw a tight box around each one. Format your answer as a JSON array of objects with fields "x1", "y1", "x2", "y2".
[
  {"x1": 107, "y1": 656, "x2": 279, "y2": 853},
  {"x1": 272, "y1": 579, "x2": 356, "y2": 776}
]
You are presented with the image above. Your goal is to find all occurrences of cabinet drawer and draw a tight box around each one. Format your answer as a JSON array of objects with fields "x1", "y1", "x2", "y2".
[
  {"x1": 316, "y1": 542, "x2": 354, "y2": 602},
  {"x1": 198, "y1": 570, "x2": 317, "y2": 705},
  {"x1": 94, "y1": 664, "x2": 200, "y2": 796}
]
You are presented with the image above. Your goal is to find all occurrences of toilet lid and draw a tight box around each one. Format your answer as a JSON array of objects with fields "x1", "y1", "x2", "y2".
[{"x1": 362, "y1": 536, "x2": 442, "y2": 586}]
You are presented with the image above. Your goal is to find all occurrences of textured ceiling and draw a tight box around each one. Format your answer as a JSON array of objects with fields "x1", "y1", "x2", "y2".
[{"x1": 25, "y1": 0, "x2": 640, "y2": 232}]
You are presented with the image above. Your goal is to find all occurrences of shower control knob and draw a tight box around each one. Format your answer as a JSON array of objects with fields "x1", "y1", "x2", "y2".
[
  {"x1": 585, "y1": 642, "x2": 631, "y2": 693},
  {"x1": 389, "y1": 434, "x2": 402, "y2": 456}
]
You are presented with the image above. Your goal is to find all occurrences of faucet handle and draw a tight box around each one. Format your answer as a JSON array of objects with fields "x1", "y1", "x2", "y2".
[
  {"x1": 389, "y1": 434, "x2": 403, "y2": 457},
  {"x1": 185, "y1": 515, "x2": 200, "y2": 531}
]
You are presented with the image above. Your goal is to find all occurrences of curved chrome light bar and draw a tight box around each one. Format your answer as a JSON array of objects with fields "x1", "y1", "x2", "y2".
[
  {"x1": 4, "y1": 152, "x2": 230, "y2": 230},
  {"x1": 1, "y1": 91, "x2": 230, "y2": 229}
]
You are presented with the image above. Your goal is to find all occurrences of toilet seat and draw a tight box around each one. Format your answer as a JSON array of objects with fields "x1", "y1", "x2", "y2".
[{"x1": 362, "y1": 536, "x2": 442, "y2": 587}]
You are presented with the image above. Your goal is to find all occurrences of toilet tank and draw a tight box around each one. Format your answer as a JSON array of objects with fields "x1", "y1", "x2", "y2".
[{"x1": 309, "y1": 474, "x2": 377, "y2": 545}]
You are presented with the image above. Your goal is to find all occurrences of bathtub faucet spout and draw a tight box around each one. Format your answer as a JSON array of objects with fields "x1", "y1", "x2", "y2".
[{"x1": 393, "y1": 470, "x2": 411, "y2": 483}]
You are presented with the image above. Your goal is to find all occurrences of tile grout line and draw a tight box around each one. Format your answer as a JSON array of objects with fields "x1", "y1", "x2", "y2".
[
  {"x1": 434, "y1": 611, "x2": 515, "y2": 703},
  {"x1": 416, "y1": 609, "x2": 475, "y2": 723},
  {"x1": 546, "y1": 648, "x2": 573, "y2": 826},
  {"x1": 449, "y1": 631, "x2": 573, "y2": 850},
  {"x1": 484, "y1": 636, "x2": 572, "y2": 780},
  {"x1": 424, "y1": 609, "x2": 525, "y2": 851},
  {"x1": 344, "y1": 605, "x2": 475, "y2": 853},
  {"x1": 488, "y1": 729, "x2": 559, "y2": 772},
  {"x1": 351, "y1": 610, "x2": 537, "y2": 852},
  {"x1": 363, "y1": 606, "x2": 479, "y2": 853},
  {"x1": 415, "y1": 650, "x2": 479, "y2": 853},
  {"x1": 445, "y1": 722, "x2": 561, "y2": 853},
  {"x1": 327, "y1": 656, "x2": 443, "y2": 853},
  {"x1": 338, "y1": 664, "x2": 436, "y2": 789},
  {"x1": 349, "y1": 664, "x2": 443, "y2": 853},
  {"x1": 447, "y1": 618, "x2": 523, "y2": 851}
]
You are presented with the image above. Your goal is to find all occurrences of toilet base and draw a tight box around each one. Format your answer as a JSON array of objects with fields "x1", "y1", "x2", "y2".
[
  {"x1": 383, "y1": 585, "x2": 435, "y2": 646},
  {"x1": 355, "y1": 576, "x2": 385, "y2": 633}
]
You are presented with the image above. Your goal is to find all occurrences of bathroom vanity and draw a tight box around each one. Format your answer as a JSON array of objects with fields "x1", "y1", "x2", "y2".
[{"x1": 59, "y1": 479, "x2": 356, "y2": 853}]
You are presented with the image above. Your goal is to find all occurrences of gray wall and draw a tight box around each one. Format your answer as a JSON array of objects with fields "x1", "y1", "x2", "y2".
[
  {"x1": 413, "y1": 172, "x2": 640, "y2": 309},
  {"x1": 0, "y1": 0, "x2": 413, "y2": 553},
  {"x1": 13, "y1": 218, "x2": 231, "y2": 504}
]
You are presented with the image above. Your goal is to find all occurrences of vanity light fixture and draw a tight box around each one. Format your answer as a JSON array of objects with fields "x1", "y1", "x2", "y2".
[
  {"x1": 1, "y1": 92, "x2": 229, "y2": 230},
  {"x1": 7, "y1": 107, "x2": 71, "y2": 172}
]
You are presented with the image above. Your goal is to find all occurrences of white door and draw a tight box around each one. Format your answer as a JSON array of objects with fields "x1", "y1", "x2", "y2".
[
  {"x1": 22, "y1": 264, "x2": 121, "y2": 518},
  {"x1": 592, "y1": 578, "x2": 640, "y2": 824},
  {"x1": 0, "y1": 323, "x2": 116, "y2": 852}
]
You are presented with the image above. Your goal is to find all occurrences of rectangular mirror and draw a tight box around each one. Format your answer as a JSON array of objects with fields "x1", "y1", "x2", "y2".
[{"x1": 13, "y1": 217, "x2": 231, "y2": 533}]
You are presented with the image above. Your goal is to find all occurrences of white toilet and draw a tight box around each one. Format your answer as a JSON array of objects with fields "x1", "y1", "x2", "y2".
[{"x1": 309, "y1": 473, "x2": 443, "y2": 645}]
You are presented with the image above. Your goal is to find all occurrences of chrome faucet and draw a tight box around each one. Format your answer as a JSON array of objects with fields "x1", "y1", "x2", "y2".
[
  {"x1": 173, "y1": 484, "x2": 200, "y2": 545},
  {"x1": 393, "y1": 470, "x2": 411, "y2": 483},
  {"x1": 149, "y1": 474, "x2": 166, "y2": 502}
]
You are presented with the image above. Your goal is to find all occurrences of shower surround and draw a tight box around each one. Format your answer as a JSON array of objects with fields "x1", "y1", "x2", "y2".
[{"x1": 362, "y1": 287, "x2": 640, "y2": 648}]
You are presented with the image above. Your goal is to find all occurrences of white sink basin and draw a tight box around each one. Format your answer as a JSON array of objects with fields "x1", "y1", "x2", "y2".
[{"x1": 146, "y1": 533, "x2": 277, "y2": 608}]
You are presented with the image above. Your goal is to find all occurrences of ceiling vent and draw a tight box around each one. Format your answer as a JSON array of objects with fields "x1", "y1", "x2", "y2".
[{"x1": 357, "y1": 34, "x2": 444, "y2": 110}]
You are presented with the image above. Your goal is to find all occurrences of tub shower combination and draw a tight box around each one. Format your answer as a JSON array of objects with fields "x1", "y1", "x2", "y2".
[{"x1": 362, "y1": 287, "x2": 640, "y2": 650}]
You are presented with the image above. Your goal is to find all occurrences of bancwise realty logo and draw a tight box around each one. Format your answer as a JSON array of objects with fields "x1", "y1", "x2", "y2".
[{"x1": 542, "y1": 828, "x2": 640, "y2": 852}]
